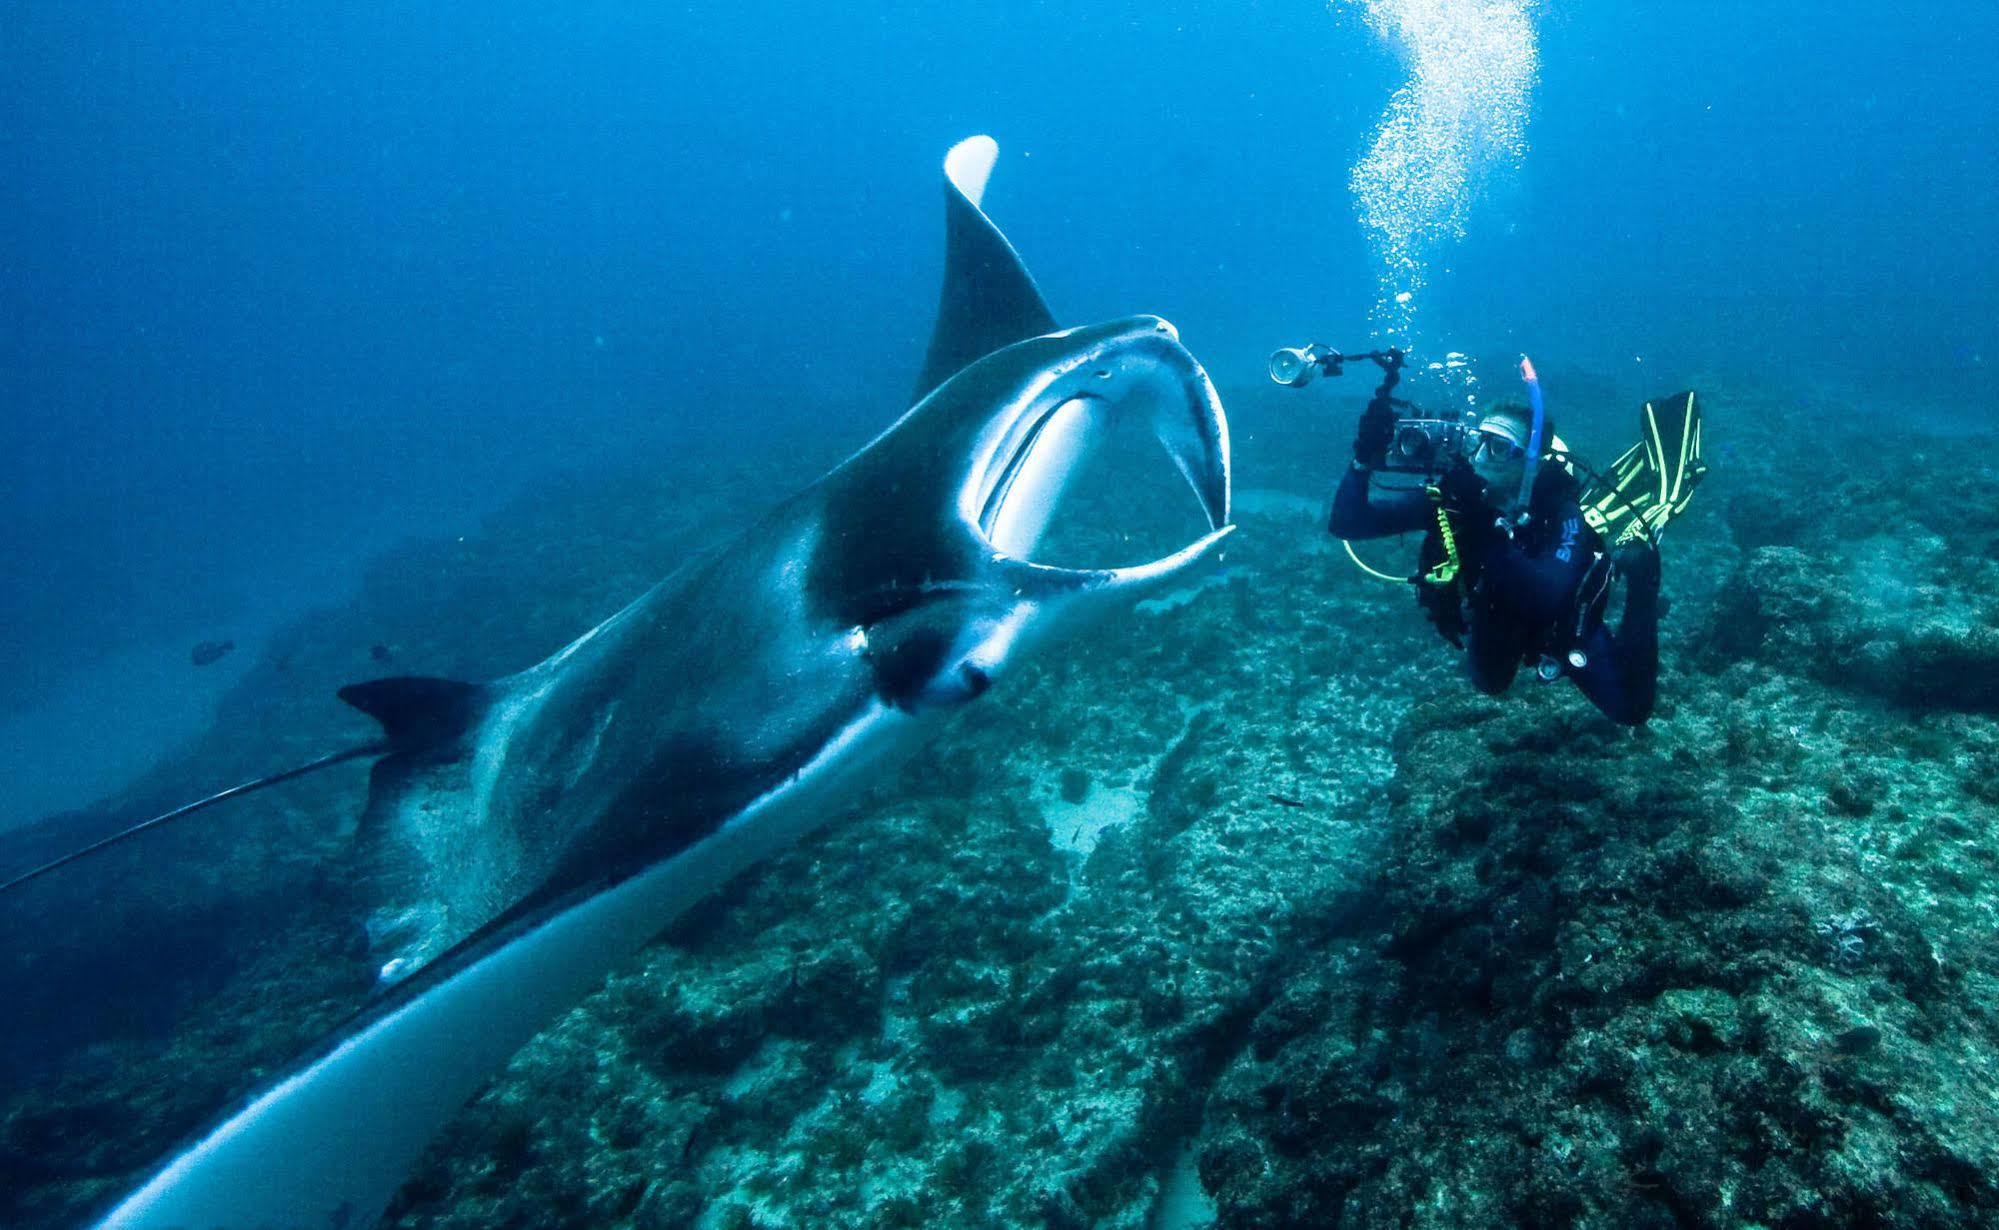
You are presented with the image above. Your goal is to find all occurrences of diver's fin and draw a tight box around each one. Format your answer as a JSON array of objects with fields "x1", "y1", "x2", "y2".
[
  {"x1": 1580, "y1": 390, "x2": 1707, "y2": 546},
  {"x1": 1641, "y1": 390, "x2": 1706, "y2": 523},
  {"x1": 0, "y1": 742, "x2": 385, "y2": 896},
  {"x1": 338, "y1": 676, "x2": 487, "y2": 754},
  {"x1": 911, "y1": 136, "x2": 1059, "y2": 404}
]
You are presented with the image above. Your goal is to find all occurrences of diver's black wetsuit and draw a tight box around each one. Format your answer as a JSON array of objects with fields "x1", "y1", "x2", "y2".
[{"x1": 1329, "y1": 461, "x2": 1660, "y2": 725}]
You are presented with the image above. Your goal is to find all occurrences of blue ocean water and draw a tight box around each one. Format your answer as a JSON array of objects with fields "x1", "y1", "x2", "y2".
[
  {"x1": 3, "y1": 4, "x2": 1991, "y2": 825},
  {"x1": 2, "y1": 3, "x2": 1998, "y2": 1224}
]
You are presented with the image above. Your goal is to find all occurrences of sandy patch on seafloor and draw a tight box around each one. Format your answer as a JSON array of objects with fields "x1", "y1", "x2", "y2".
[{"x1": 1042, "y1": 781, "x2": 1145, "y2": 858}]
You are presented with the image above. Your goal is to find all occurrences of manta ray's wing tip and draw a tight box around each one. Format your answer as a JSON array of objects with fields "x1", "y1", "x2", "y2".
[{"x1": 944, "y1": 135, "x2": 999, "y2": 207}]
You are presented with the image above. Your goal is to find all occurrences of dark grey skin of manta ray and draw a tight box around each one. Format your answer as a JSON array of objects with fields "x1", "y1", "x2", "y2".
[
  {"x1": 83, "y1": 135, "x2": 1230, "y2": 1230},
  {"x1": 404, "y1": 315, "x2": 1230, "y2": 947},
  {"x1": 89, "y1": 317, "x2": 1229, "y2": 1230}
]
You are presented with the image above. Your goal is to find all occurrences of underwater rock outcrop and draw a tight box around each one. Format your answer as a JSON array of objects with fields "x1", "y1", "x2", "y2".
[
  {"x1": 1201, "y1": 681, "x2": 1999, "y2": 1226},
  {"x1": 1701, "y1": 410, "x2": 1999, "y2": 714}
]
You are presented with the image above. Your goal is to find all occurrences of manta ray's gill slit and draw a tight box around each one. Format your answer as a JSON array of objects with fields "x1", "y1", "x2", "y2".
[
  {"x1": 1339, "y1": 0, "x2": 1539, "y2": 350},
  {"x1": 981, "y1": 396, "x2": 1101, "y2": 557}
]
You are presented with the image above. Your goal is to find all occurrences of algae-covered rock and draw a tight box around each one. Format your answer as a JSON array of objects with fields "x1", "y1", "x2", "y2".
[
  {"x1": 1700, "y1": 419, "x2": 1999, "y2": 716},
  {"x1": 1704, "y1": 544, "x2": 1848, "y2": 664},
  {"x1": 1201, "y1": 641, "x2": 1999, "y2": 1228}
]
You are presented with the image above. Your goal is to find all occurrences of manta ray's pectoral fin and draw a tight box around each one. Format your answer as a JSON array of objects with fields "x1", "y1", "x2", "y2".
[{"x1": 912, "y1": 135, "x2": 1059, "y2": 404}]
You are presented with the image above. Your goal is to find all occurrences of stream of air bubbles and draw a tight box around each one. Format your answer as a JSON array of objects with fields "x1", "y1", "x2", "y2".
[{"x1": 1342, "y1": 0, "x2": 1538, "y2": 403}]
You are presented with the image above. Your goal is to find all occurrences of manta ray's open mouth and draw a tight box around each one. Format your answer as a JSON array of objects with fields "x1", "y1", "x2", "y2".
[
  {"x1": 967, "y1": 319, "x2": 1233, "y2": 588},
  {"x1": 976, "y1": 394, "x2": 1106, "y2": 555}
]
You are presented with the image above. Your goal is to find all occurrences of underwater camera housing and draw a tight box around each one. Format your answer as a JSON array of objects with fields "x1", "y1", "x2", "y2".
[
  {"x1": 1270, "y1": 341, "x2": 1470, "y2": 474},
  {"x1": 1381, "y1": 418, "x2": 1471, "y2": 474}
]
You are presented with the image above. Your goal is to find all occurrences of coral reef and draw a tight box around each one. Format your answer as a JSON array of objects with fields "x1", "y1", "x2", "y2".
[
  {"x1": 1195, "y1": 391, "x2": 1999, "y2": 1227},
  {"x1": 10, "y1": 377, "x2": 1999, "y2": 1229}
]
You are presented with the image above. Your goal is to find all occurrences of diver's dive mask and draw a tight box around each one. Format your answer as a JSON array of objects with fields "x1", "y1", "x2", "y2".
[
  {"x1": 1468, "y1": 415, "x2": 1533, "y2": 506},
  {"x1": 1468, "y1": 429, "x2": 1527, "y2": 467}
]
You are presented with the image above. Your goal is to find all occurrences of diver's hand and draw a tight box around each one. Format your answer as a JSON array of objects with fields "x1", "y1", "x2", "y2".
[
  {"x1": 1354, "y1": 401, "x2": 1396, "y2": 468},
  {"x1": 1433, "y1": 458, "x2": 1485, "y2": 510}
]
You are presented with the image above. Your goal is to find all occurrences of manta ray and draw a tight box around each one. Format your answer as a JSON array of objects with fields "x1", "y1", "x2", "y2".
[{"x1": 63, "y1": 135, "x2": 1231, "y2": 1229}]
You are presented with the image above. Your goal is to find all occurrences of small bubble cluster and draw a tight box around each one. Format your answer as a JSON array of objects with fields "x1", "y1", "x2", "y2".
[{"x1": 1340, "y1": 0, "x2": 1539, "y2": 350}]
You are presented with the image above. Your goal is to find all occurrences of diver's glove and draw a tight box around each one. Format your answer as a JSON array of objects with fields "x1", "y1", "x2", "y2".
[{"x1": 1353, "y1": 401, "x2": 1397, "y2": 469}]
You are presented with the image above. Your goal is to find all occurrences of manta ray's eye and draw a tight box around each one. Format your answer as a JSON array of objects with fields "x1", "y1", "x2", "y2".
[{"x1": 865, "y1": 620, "x2": 954, "y2": 710}]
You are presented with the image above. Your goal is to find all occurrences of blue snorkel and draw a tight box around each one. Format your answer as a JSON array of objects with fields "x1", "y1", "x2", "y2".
[{"x1": 1515, "y1": 354, "x2": 1545, "y2": 521}]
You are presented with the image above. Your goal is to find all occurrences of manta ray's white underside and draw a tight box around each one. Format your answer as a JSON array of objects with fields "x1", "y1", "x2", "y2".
[{"x1": 98, "y1": 696, "x2": 918, "y2": 1229}]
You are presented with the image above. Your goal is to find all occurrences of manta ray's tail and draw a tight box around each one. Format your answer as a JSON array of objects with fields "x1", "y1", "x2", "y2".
[
  {"x1": 0, "y1": 674, "x2": 487, "y2": 897},
  {"x1": 0, "y1": 744, "x2": 385, "y2": 894}
]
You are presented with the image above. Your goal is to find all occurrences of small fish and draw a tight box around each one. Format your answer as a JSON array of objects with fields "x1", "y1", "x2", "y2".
[
  {"x1": 1266, "y1": 792, "x2": 1309, "y2": 809},
  {"x1": 370, "y1": 644, "x2": 394, "y2": 663},
  {"x1": 189, "y1": 640, "x2": 235, "y2": 667}
]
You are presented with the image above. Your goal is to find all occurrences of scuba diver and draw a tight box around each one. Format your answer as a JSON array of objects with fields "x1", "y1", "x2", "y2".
[{"x1": 1270, "y1": 344, "x2": 1705, "y2": 726}]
